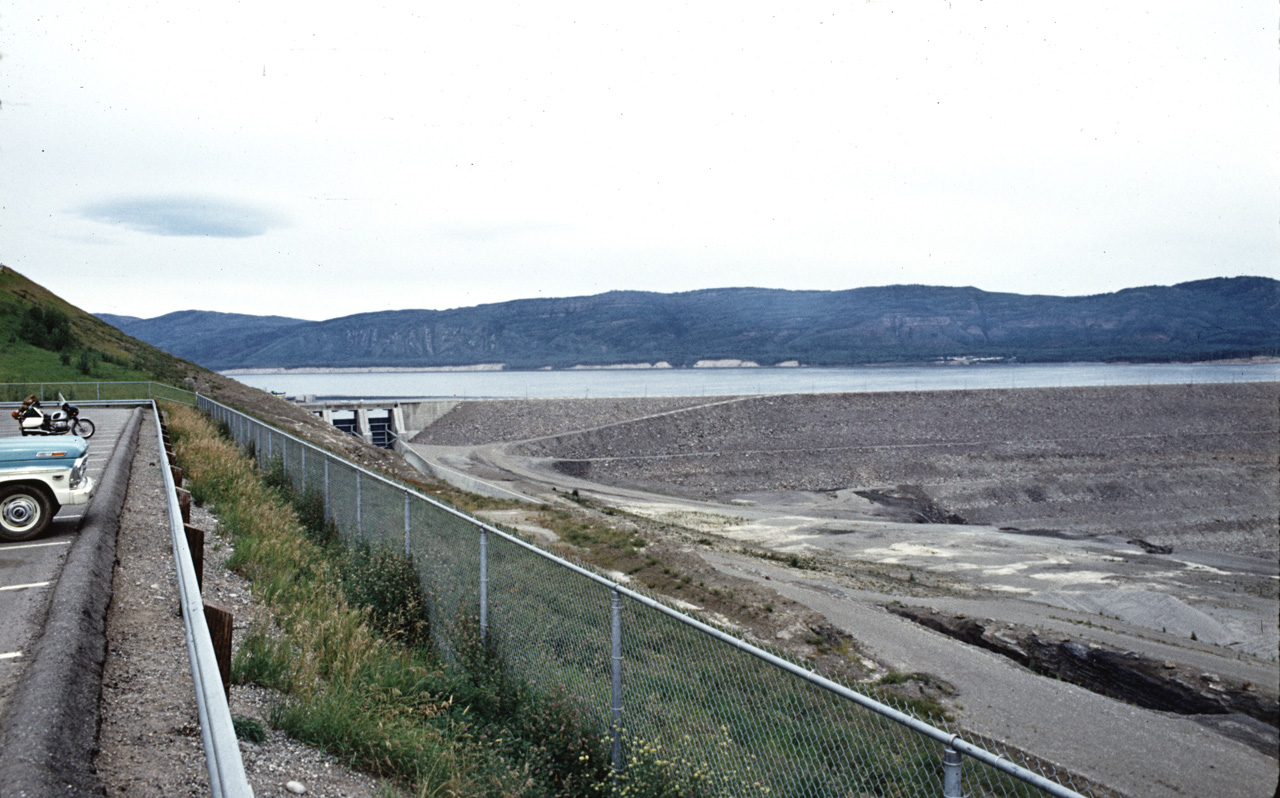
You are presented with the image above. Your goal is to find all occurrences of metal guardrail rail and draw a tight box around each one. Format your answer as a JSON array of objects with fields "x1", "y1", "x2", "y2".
[
  {"x1": 152, "y1": 401, "x2": 253, "y2": 797},
  {"x1": 198, "y1": 393, "x2": 1094, "y2": 798}
]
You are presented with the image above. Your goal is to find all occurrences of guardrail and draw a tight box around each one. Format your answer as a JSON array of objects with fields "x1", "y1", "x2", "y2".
[
  {"x1": 1, "y1": 384, "x2": 247, "y2": 794},
  {"x1": 153, "y1": 401, "x2": 253, "y2": 797},
  {"x1": 198, "y1": 393, "x2": 1094, "y2": 798}
]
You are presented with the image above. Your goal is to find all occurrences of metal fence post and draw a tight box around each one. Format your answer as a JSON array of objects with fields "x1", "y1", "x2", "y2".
[
  {"x1": 611, "y1": 588, "x2": 624, "y2": 782},
  {"x1": 404, "y1": 492, "x2": 411, "y2": 555},
  {"x1": 479, "y1": 528, "x2": 489, "y2": 642},
  {"x1": 323, "y1": 457, "x2": 331, "y2": 523},
  {"x1": 943, "y1": 745, "x2": 963, "y2": 798},
  {"x1": 301, "y1": 446, "x2": 306, "y2": 493},
  {"x1": 356, "y1": 471, "x2": 362, "y2": 537}
]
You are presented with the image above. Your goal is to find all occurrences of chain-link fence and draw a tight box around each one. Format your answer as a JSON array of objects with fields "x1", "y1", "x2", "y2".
[
  {"x1": 199, "y1": 394, "x2": 1096, "y2": 798},
  {"x1": 0, "y1": 380, "x2": 197, "y2": 404}
]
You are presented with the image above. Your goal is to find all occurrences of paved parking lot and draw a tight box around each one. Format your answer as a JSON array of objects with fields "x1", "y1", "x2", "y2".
[{"x1": 0, "y1": 407, "x2": 137, "y2": 717}]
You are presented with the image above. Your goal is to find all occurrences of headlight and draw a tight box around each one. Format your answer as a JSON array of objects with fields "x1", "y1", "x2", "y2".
[{"x1": 69, "y1": 455, "x2": 89, "y2": 489}]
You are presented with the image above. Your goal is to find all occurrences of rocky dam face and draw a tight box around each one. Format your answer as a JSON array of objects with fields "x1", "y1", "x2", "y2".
[{"x1": 406, "y1": 381, "x2": 1280, "y2": 797}]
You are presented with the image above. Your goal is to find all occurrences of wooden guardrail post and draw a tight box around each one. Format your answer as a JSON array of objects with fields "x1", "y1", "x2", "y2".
[
  {"x1": 184, "y1": 524, "x2": 205, "y2": 592},
  {"x1": 176, "y1": 487, "x2": 191, "y2": 525},
  {"x1": 203, "y1": 604, "x2": 233, "y2": 703}
]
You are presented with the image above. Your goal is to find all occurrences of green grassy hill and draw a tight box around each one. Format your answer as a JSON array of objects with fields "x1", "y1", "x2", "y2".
[{"x1": 0, "y1": 264, "x2": 205, "y2": 387}]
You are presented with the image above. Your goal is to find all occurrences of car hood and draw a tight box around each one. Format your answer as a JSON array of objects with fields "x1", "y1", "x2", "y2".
[{"x1": 0, "y1": 436, "x2": 89, "y2": 464}]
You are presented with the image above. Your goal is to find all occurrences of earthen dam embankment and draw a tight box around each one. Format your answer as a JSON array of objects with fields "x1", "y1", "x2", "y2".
[{"x1": 414, "y1": 382, "x2": 1279, "y2": 559}]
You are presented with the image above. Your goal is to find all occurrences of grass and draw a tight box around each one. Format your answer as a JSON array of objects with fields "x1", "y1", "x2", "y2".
[
  {"x1": 233, "y1": 715, "x2": 268, "y2": 744},
  {"x1": 168, "y1": 402, "x2": 714, "y2": 797},
  {"x1": 872, "y1": 672, "x2": 954, "y2": 723},
  {"x1": 536, "y1": 504, "x2": 648, "y2": 565}
]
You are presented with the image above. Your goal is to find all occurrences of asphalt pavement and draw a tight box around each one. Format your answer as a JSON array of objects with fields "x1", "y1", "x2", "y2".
[{"x1": 0, "y1": 404, "x2": 140, "y2": 798}]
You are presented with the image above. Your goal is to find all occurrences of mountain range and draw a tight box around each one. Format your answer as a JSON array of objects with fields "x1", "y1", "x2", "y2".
[{"x1": 98, "y1": 277, "x2": 1280, "y2": 371}]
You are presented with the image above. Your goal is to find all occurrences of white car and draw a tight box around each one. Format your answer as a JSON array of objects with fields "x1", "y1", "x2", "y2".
[{"x1": 0, "y1": 435, "x2": 94, "y2": 542}]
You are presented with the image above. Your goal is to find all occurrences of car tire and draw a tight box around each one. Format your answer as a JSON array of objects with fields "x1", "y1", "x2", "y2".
[{"x1": 0, "y1": 485, "x2": 54, "y2": 542}]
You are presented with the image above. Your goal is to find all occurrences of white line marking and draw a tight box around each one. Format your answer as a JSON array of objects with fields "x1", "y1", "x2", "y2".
[
  {"x1": 0, "y1": 652, "x2": 21, "y2": 660},
  {"x1": 1, "y1": 540, "x2": 72, "y2": 551},
  {"x1": 0, "y1": 581, "x2": 51, "y2": 591}
]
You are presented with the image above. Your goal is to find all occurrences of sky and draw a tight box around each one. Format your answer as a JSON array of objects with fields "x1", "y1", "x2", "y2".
[{"x1": 1, "y1": 1, "x2": 1277, "y2": 321}]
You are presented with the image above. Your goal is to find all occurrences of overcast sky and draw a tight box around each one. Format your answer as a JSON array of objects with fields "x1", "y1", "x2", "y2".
[{"x1": 2, "y1": 1, "x2": 1276, "y2": 321}]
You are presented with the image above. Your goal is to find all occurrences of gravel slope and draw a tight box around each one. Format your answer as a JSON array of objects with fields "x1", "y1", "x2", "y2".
[{"x1": 436, "y1": 383, "x2": 1280, "y2": 559}]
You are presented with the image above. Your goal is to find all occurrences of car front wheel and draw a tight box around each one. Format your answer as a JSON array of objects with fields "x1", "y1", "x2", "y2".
[{"x1": 0, "y1": 485, "x2": 54, "y2": 542}]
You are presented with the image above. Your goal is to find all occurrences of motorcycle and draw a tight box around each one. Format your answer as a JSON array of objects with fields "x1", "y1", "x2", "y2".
[{"x1": 12, "y1": 393, "x2": 95, "y2": 438}]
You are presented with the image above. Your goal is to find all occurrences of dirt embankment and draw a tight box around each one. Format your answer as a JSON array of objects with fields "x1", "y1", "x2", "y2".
[
  {"x1": 889, "y1": 605, "x2": 1278, "y2": 726},
  {"x1": 407, "y1": 381, "x2": 1280, "y2": 740},
  {"x1": 442, "y1": 383, "x2": 1279, "y2": 559},
  {"x1": 190, "y1": 372, "x2": 435, "y2": 486},
  {"x1": 410, "y1": 396, "x2": 716, "y2": 445}
]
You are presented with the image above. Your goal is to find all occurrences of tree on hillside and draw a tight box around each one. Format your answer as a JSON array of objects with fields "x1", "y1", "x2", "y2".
[{"x1": 18, "y1": 306, "x2": 77, "y2": 352}]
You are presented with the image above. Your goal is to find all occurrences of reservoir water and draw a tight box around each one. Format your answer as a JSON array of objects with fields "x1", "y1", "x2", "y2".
[{"x1": 227, "y1": 362, "x2": 1279, "y2": 400}]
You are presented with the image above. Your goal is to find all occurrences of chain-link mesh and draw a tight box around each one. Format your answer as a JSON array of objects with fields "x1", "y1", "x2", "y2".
[
  {"x1": 0, "y1": 380, "x2": 197, "y2": 404},
  {"x1": 486, "y1": 533, "x2": 616, "y2": 726},
  {"x1": 200, "y1": 396, "x2": 1093, "y2": 798},
  {"x1": 409, "y1": 494, "x2": 484, "y2": 666},
  {"x1": 624, "y1": 601, "x2": 937, "y2": 797}
]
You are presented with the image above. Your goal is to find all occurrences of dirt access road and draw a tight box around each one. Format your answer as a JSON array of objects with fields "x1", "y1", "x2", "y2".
[{"x1": 408, "y1": 382, "x2": 1280, "y2": 798}]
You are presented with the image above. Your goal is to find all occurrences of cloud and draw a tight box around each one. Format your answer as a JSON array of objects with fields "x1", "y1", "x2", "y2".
[{"x1": 79, "y1": 195, "x2": 286, "y2": 238}]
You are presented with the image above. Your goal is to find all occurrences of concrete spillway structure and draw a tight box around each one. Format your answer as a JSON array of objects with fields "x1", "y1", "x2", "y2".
[
  {"x1": 298, "y1": 399, "x2": 459, "y2": 448},
  {"x1": 295, "y1": 396, "x2": 531, "y2": 502}
]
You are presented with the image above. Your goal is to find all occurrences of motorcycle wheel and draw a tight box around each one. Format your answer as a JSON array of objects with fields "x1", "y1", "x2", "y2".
[
  {"x1": 72, "y1": 419, "x2": 95, "y2": 438},
  {"x1": 0, "y1": 485, "x2": 53, "y2": 542}
]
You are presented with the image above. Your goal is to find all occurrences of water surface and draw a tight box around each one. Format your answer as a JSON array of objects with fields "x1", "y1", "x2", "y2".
[{"x1": 228, "y1": 362, "x2": 1279, "y2": 400}]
